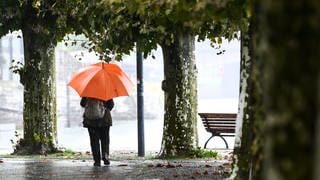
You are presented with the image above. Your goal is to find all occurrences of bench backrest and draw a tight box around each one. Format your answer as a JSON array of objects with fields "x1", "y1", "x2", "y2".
[{"x1": 198, "y1": 113, "x2": 237, "y2": 134}]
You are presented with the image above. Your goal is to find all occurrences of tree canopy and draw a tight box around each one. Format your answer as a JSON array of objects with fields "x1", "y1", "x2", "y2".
[
  {"x1": 68, "y1": 0, "x2": 247, "y2": 60},
  {"x1": 0, "y1": 0, "x2": 73, "y2": 42}
]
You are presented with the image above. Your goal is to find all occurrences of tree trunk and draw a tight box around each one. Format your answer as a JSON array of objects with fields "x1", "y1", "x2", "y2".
[
  {"x1": 232, "y1": 30, "x2": 255, "y2": 179},
  {"x1": 14, "y1": 27, "x2": 58, "y2": 154},
  {"x1": 232, "y1": 1, "x2": 266, "y2": 178},
  {"x1": 315, "y1": 72, "x2": 320, "y2": 179},
  {"x1": 158, "y1": 32, "x2": 198, "y2": 158},
  {"x1": 257, "y1": 0, "x2": 320, "y2": 179},
  {"x1": 0, "y1": 39, "x2": 4, "y2": 79}
]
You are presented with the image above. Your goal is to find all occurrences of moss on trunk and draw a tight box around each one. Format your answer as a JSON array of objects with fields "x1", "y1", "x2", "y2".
[
  {"x1": 158, "y1": 32, "x2": 198, "y2": 158},
  {"x1": 13, "y1": 27, "x2": 58, "y2": 154}
]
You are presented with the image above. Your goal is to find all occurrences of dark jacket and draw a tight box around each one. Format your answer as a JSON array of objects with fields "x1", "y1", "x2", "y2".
[{"x1": 80, "y1": 97, "x2": 114, "y2": 127}]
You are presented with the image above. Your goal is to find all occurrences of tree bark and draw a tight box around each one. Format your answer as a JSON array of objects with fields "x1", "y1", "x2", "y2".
[
  {"x1": 315, "y1": 72, "x2": 320, "y2": 179},
  {"x1": 14, "y1": 26, "x2": 58, "y2": 154},
  {"x1": 256, "y1": 0, "x2": 320, "y2": 179},
  {"x1": 0, "y1": 39, "x2": 4, "y2": 79},
  {"x1": 158, "y1": 32, "x2": 198, "y2": 158},
  {"x1": 232, "y1": 30, "x2": 254, "y2": 179},
  {"x1": 232, "y1": 1, "x2": 266, "y2": 178}
]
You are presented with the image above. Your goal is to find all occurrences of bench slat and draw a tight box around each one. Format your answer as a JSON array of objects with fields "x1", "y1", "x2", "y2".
[
  {"x1": 202, "y1": 118, "x2": 236, "y2": 121},
  {"x1": 204, "y1": 125, "x2": 235, "y2": 128},
  {"x1": 205, "y1": 126, "x2": 236, "y2": 129},
  {"x1": 199, "y1": 113, "x2": 236, "y2": 119},
  {"x1": 206, "y1": 128, "x2": 235, "y2": 132},
  {"x1": 204, "y1": 126, "x2": 236, "y2": 129},
  {"x1": 203, "y1": 123, "x2": 236, "y2": 125},
  {"x1": 203, "y1": 121, "x2": 236, "y2": 124},
  {"x1": 207, "y1": 129, "x2": 235, "y2": 134}
]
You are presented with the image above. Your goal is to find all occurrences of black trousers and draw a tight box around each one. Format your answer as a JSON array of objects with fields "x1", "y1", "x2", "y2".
[{"x1": 87, "y1": 126, "x2": 110, "y2": 163}]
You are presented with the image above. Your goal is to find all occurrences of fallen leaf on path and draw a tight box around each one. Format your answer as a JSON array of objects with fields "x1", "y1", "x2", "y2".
[
  {"x1": 118, "y1": 164, "x2": 128, "y2": 166},
  {"x1": 192, "y1": 171, "x2": 201, "y2": 176},
  {"x1": 155, "y1": 163, "x2": 164, "y2": 167},
  {"x1": 213, "y1": 171, "x2": 225, "y2": 176},
  {"x1": 223, "y1": 162, "x2": 232, "y2": 168},
  {"x1": 166, "y1": 163, "x2": 175, "y2": 168}
]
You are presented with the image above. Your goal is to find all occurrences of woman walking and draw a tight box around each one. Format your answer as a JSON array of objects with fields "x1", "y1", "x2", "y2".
[{"x1": 80, "y1": 97, "x2": 114, "y2": 166}]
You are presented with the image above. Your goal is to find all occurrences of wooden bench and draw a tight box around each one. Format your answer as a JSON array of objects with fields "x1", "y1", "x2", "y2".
[{"x1": 198, "y1": 113, "x2": 237, "y2": 149}]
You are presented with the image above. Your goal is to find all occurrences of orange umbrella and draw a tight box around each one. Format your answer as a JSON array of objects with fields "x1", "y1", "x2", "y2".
[{"x1": 68, "y1": 62, "x2": 134, "y2": 101}]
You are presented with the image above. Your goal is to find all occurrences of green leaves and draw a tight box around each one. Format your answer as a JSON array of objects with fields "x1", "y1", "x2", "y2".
[
  {"x1": 31, "y1": 0, "x2": 41, "y2": 9},
  {"x1": 0, "y1": 1, "x2": 21, "y2": 36},
  {"x1": 189, "y1": 147, "x2": 218, "y2": 158},
  {"x1": 1, "y1": 0, "x2": 78, "y2": 42},
  {"x1": 1, "y1": 0, "x2": 248, "y2": 61},
  {"x1": 64, "y1": 0, "x2": 248, "y2": 60}
]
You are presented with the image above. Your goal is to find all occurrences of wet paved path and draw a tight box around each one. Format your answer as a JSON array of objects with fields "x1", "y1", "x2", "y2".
[
  {"x1": 0, "y1": 157, "x2": 231, "y2": 180},
  {"x1": 0, "y1": 158, "x2": 134, "y2": 179}
]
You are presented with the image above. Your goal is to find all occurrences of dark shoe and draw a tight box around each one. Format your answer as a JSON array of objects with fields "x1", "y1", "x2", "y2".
[
  {"x1": 94, "y1": 162, "x2": 101, "y2": 167},
  {"x1": 102, "y1": 158, "x2": 110, "y2": 165}
]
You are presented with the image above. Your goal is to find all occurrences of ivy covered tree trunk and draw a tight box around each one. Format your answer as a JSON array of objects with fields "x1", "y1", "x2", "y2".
[
  {"x1": 14, "y1": 27, "x2": 58, "y2": 154},
  {"x1": 257, "y1": 0, "x2": 320, "y2": 179},
  {"x1": 158, "y1": 32, "x2": 198, "y2": 158},
  {"x1": 232, "y1": 30, "x2": 255, "y2": 179}
]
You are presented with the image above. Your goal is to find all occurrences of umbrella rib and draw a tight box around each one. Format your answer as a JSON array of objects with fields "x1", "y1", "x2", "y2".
[{"x1": 77, "y1": 68, "x2": 101, "y2": 95}]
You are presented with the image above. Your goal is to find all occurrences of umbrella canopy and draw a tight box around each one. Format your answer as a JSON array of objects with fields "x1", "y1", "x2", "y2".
[{"x1": 68, "y1": 62, "x2": 134, "y2": 101}]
